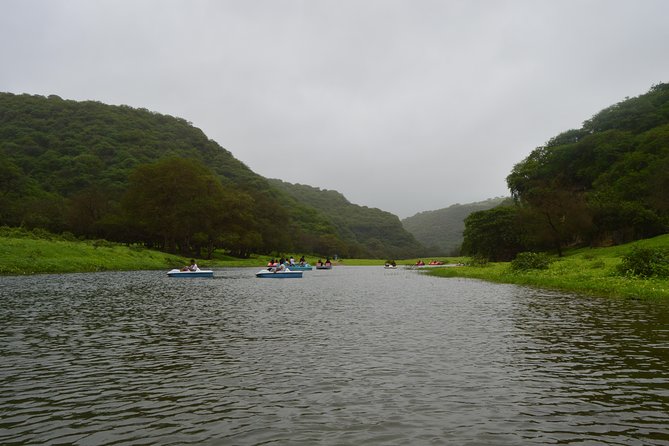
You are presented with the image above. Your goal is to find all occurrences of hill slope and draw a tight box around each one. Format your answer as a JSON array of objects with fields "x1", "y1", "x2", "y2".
[
  {"x1": 0, "y1": 92, "x2": 422, "y2": 258},
  {"x1": 505, "y1": 83, "x2": 669, "y2": 251},
  {"x1": 268, "y1": 180, "x2": 424, "y2": 258},
  {"x1": 402, "y1": 197, "x2": 509, "y2": 255},
  {"x1": 461, "y1": 82, "x2": 669, "y2": 261}
]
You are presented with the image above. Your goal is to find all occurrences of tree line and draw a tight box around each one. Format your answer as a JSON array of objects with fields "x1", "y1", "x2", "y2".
[
  {"x1": 0, "y1": 92, "x2": 424, "y2": 258},
  {"x1": 462, "y1": 83, "x2": 669, "y2": 261}
]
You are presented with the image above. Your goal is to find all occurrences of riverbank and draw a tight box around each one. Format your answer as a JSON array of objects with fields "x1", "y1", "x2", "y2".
[
  {"x1": 426, "y1": 234, "x2": 669, "y2": 299},
  {"x1": 0, "y1": 229, "x2": 446, "y2": 275},
  {"x1": 2, "y1": 228, "x2": 667, "y2": 300},
  {"x1": 0, "y1": 227, "x2": 462, "y2": 275}
]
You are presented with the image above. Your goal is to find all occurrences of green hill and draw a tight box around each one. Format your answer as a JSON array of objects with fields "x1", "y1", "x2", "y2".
[
  {"x1": 268, "y1": 179, "x2": 424, "y2": 259},
  {"x1": 0, "y1": 92, "x2": 421, "y2": 258},
  {"x1": 402, "y1": 197, "x2": 509, "y2": 255},
  {"x1": 464, "y1": 82, "x2": 669, "y2": 261}
]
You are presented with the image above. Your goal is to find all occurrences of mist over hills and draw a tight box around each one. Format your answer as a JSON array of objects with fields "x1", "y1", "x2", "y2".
[{"x1": 402, "y1": 197, "x2": 510, "y2": 255}]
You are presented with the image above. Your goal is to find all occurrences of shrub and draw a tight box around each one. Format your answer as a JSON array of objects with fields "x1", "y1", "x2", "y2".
[
  {"x1": 467, "y1": 255, "x2": 489, "y2": 267},
  {"x1": 91, "y1": 239, "x2": 115, "y2": 249},
  {"x1": 511, "y1": 252, "x2": 552, "y2": 271},
  {"x1": 61, "y1": 231, "x2": 77, "y2": 241},
  {"x1": 30, "y1": 227, "x2": 54, "y2": 240},
  {"x1": 617, "y1": 246, "x2": 669, "y2": 278}
]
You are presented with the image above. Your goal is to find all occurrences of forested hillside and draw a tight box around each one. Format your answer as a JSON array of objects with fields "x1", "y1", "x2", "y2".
[
  {"x1": 463, "y1": 83, "x2": 669, "y2": 261},
  {"x1": 0, "y1": 92, "x2": 421, "y2": 258},
  {"x1": 268, "y1": 180, "x2": 424, "y2": 258},
  {"x1": 402, "y1": 197, "x2": 508, "y2": 255}
]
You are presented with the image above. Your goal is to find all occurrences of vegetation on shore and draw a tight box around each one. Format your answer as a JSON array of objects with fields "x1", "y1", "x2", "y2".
[
  {"x1": 462, "y1": 83, "x2": 669, "y2": 262},
  {"x1": 401, "y1": 197, "x2": 509, "y2": 256},
  {"x1": 427, "y1": 234, "x2": 669, "y2": 299},
  {"x1": 0, "y1": 227, "x2": 424, "y2": 275},
  {"x1": 0, "y1": 92, "x2": 422, "y2": 259},
  {"x1": 2, "y1": 227, "x2": 667, "y2": 302},
  {"x1": 0, "y1": 230, "x2": 179, "y2": 275}
]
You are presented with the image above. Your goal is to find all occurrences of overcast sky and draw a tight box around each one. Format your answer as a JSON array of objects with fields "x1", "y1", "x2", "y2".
[{"x1": 1, "y1": 0, "x2": 668, "y2": 218}]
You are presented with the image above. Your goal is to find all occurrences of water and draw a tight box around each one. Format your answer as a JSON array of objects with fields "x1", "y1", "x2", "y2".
[{"x1": 1, "y1": 266, "x2": 668, "y2": 445}]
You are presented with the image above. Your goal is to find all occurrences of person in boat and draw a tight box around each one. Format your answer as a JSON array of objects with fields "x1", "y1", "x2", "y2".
[
  {"x1": 182, "y1": 259, "x2": 198, "y2": 271},
  {"x1": 273, "y1": 263, "x2": 287, "y2": 273},
  {"x1": 325, "y1": 257, "x2": 331, "y2": 266},
  {"x1": 316, "y1": 259, "x2": 323, "y2": 267},
  {"x1": 416, "y1": 260, "x2": 425, "y2": 266},
  {"x1": 289, "y1": 256, "x2": 295, "y2": 266},
  {"x1": 299, "y1": 256, "x2": 306, "y2": 266}
]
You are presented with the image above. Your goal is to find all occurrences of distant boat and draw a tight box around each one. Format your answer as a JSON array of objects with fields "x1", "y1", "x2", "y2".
[
  {"x1": 255, "y1": 269, "x2": 303, "y2": 278},
  {"x1": 287, "y1": 263, "x2": 313, "y2": 271},
  {"x1": 384, "y1": 264, "x2": 397, "y2": 269},
  {"x1": 167, "y1": 269, "x2": 214, "y2": 278},
  {"x1": 315, "y1": 263, "x2": 332, "y2": 270}
]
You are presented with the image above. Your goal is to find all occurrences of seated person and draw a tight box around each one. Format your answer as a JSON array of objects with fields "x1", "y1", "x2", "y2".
[{"x1": 182, "y1": 259, "x2": 198, "y2": 271}]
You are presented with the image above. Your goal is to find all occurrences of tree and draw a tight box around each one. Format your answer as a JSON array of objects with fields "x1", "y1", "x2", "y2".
[
  {"x1": 122, "y1": 157, "x2": 252, "y2": 256},
  {"x1": 461, "y1": 207, "x2": 525, "y2": 261}
]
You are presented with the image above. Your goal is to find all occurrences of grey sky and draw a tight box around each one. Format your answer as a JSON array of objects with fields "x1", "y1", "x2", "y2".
[{"x1": 2, "y1": 0, "x2": 668, "y2": 218}]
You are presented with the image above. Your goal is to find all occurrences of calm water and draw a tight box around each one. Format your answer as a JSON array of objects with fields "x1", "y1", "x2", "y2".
[{"x1": 1, "y1": 266, "x2": 668, "y2": 445}]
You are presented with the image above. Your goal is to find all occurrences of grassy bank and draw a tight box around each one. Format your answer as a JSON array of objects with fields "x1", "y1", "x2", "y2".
[
  {"x1": 426, "y1": 234, "x2": 669, "y2": 299},
  {"x1": 0, "y1": 236, "x2": 186, "y2": 275},
  {"x1": 4, "y1": 226, "x2": 667, "y2": 300},
  {"x1": 0, "y1": 227, "x2": 460, "y2": 275},
  {"x1": 0, "y1": 231, "x2": 289, "y2": 275},
  {"x1": 0, "y1": 229, "x2": 397, "y2": 274}
]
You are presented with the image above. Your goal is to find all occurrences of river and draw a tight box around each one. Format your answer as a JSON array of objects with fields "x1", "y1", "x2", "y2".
[{"x1": 1, "y1": 266, "x2": 668, "y2": 445}]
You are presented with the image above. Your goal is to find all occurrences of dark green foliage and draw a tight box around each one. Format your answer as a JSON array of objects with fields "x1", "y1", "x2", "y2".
[
  {"x1": 0, "y1": 92, "x2": 419, "y2": 258},
  {"x1": 268, "y1": 179, "x2": 424, "y2": 258},
  {"x1": 461, "y1": 206, "x2": 525, "y2": 261},
  {"x1": 466, "y1": 255, "x2": 489, "y2": 267},
  {"x1": 616, "y1": 246, "x2": 669, "y2": 278},
  {"x1": 121, "y1": 157, "x2": 256, "y2": 256},
  {"x1": 507, "y1": 83, "x2": 669, "y2": 252},
  {"x1": 402, "y1": 197, "x2": 509, "y2": 255},
  {"x1": 510, "y1": 252, "x2": 552, "y2": 271}
]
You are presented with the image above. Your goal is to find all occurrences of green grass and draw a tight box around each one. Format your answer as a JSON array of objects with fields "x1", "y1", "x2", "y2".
[
  {"x1": 426, "y1": 234, "x2": 669, "y2": 299},
  {"x1": 0, "y1": 236, "x2": 188, "y2": 275},
  {"x1": 3, "y1": 225, "x2": 668, "y2": 300},
  {"x1": 0, "y1": 228, "x2": 463, "y2": 275}
]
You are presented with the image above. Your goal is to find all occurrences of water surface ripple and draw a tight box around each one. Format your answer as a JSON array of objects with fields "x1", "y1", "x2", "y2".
[{"x1": 1, "y1": 267, "x2": 668, "y2": 445}]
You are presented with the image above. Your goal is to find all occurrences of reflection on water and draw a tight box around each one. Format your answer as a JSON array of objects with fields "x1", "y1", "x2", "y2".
[{"x1": 1, "y1": 267, "x2": 668, "y2": 445}]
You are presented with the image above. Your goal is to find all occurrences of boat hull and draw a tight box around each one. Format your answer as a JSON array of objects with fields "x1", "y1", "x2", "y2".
[
  {"x1": 256, "y1": 269, "x2": 303, "y2": 278},
  {"x1": 167, "y1": 269, "x2": 214, "y2": 278},
  {"x1": 288, "y1": 265, "x2": 313, "y2": 271}
]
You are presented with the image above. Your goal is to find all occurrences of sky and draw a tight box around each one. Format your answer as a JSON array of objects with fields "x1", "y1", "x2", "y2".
[{"x1": 1, "y1": 0, "x2": 668, "y2": 218}]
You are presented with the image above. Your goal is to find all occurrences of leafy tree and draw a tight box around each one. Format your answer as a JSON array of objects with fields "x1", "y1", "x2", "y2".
[
  {"x1": 507, "y1": 83, "x2": 669, "y2": 251},
  {"x1": 122, "y1": 157, "x2": 253, "y2": 256},
  {"x1": 461, "y1": 207, "x2": 525, "y2": 261}
]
